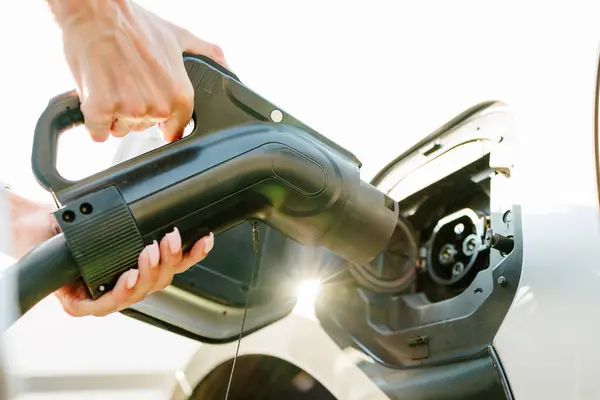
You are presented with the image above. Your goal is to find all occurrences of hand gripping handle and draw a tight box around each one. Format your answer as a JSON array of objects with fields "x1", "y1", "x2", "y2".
[{"x1": 30, "y1": 54, "x2": 240, "y2": 194}]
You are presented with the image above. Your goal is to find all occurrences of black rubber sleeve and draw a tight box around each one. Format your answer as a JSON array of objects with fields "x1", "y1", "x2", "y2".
[{"x1": 13, "y1": 233, "x2": 80, "y2": 319}]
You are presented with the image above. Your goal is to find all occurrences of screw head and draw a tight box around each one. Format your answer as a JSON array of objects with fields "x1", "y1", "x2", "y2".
[
  {"x1": 80, "y1": 202, "x2": 93, "y2": 215},
  {"x1": 62, "y1": 210, "x2": 75, "y2": 222},
  {"x1": 497, "y1": 276, "x2": 507, "y2": 286},
  {"x1": 98, "y1": 285, "x2": 106, "y2": 292},
  {"x1": 270, "y1": 109, "x2": 283, "y2": 123}
]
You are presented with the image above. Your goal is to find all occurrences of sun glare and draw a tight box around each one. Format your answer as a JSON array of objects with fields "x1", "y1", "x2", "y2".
[{"x1": 292, "y1": 279, "x2": 321, "y2": 320}]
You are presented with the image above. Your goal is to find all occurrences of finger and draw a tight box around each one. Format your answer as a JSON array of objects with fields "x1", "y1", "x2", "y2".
[
  {"x1": 144, "y1": 6, "x2": 228, "y2": 67},
  {"x1": 114, "y1": 117, "x2": 162, "y2": 136},
  {"x1": 129, "y1": 118, "x2": 160, "y2": 133},
  {"x1": 63, "y1": 269, "x2": 140, "y2": 317},
  {"x1": 161, "y1": 31, "x2": 229, "y2": 142},
  {"x1": 112, "y1": 73, "x2": 167, "y2": 135},
  {"x1": 158, "y1": 78, "x2": 194, "y2": 143},
  {"x1": 127, "y1": 241, "x2": 161, "y2": 303},
  {"x1": 85, "y1": 119, "x2": 113, "y2": 143},
  {"x1": 110, "y1": 118, "x2": 131, "y2": 138},
  {"x1": 175, "y1": 232, "x2": 214, "y2": 274},
  {"x1": 55, "y1": 282, "x2": 90, "y2": 317},
  {"x1": 110, "y1": 117, "x2": 156, "y2": 137},
  {"x1": 152, "y1": 228, "x2": 183, "y2": 292},
  {"x1": 80, "y1": 99, "x2": 114, "y2": 143}
]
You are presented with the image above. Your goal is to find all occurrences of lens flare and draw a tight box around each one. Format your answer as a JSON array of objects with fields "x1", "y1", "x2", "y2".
[{"x1": 292, "y1": 279, "x2": 321, "y2": 319}]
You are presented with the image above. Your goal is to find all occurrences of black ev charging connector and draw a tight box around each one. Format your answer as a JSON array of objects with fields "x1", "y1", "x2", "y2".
[{"x1": 11, "y1": 54, "x2": 403, "y2": 321}]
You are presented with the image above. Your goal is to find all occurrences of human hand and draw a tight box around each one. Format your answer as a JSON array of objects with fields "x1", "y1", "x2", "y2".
[
  {"x1": 56, "y1": 228, "x2": 214, "y2": 317},
  {"x1": 7, "y1": 189, "x2": 214, "y2": 317},
  {"x1": 47, "y1": 0, "x2": 229, "y2": 143},
  {"x1": 6, "y1": 189, "x2": 58, "y2": 260}
]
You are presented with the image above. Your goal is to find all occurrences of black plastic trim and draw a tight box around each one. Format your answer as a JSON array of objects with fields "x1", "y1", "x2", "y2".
[
  {"x1": 489, "y1": 345, "x2": 514, "y2": 400},
  {"x1": 315, "y1": 103, "x2": 522, "y2": 368},
  {"x1": 358, "y1": 346, "x2": 509, "y2": 399},
  {"x1": 119, "y1": 307, "x2": 287, "y2": 344}
]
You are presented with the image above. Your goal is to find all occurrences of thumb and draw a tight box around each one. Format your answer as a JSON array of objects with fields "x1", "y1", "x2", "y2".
[
  {"x1": 175, "y1": 28, "x2": 230, "y2": 69},
  {"x1": 158, "y1": 78, "x2": 194, "y2": 143},
  {"x1": 159, "y1": 29, "x2": 230, "y2": 141},
  {"x1": 142, "y1": 4, "x2": 230, "y2": 69}
]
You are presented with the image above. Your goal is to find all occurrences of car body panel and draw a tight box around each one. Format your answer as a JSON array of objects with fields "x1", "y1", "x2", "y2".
[
  {"x1": 171, "y1": 312, "x2": 389, "y2": 400},
  {"x1": 493, "y1": 16, "x2": 600, "y2": 400}
]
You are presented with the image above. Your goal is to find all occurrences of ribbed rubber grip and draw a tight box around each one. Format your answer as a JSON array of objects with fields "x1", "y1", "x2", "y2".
[{"x1": 54, "y1": 186, "x2": 145, "y2": 299}]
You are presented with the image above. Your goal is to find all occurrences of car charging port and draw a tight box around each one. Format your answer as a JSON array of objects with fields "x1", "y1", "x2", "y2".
[{"x1": 426, "y1": 208, "x2": 488, "y2": 287}]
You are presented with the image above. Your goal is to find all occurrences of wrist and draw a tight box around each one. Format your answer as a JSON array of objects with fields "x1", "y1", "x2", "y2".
[{"x1": 6, "y1": 191, "x2": 57, "y2": 259}]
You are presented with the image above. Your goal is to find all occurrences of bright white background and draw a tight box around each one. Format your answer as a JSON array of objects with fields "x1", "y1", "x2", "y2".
[{"x1": 0, "y1": 0, "x2": 525, "y2": 202}]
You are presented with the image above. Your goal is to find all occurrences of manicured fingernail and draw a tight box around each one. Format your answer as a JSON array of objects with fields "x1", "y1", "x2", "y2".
[
  {"x1": 204, "y1": 232, "x2": 214, "y2": 255},
  {"x1": 126, "y1": 269, "x2": 139, "y2": 289},
  {"x1": 166, "y1": 227, "x2": 181, "y2": 254},
  {"x1": 148, "y1": 240, "x2": 160, "y2": 268}
]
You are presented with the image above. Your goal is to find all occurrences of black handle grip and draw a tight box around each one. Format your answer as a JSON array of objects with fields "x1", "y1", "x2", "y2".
[
  {"x1": 31, "y1": 54, "x2": 239, "y2": 195},
  {"x1": 31, "y1": 90, "x2": 83, "y2": 193}
]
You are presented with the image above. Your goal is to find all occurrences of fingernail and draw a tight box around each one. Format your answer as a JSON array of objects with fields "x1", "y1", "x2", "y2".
[
  {"x1": 166, "y1": 228, "x2": 181, "y2": 254},
  {"x1": 204, "y1": 232, "x2": 214, "y2": 255},
  {"x1": 126, "y1": 269, "x2": 139, "y2": 289},
  {"x1": 148, "y1": 240, "x2": 160, "y2": 267}
]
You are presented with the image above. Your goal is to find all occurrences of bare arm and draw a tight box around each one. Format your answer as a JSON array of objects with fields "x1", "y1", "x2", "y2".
[
  {"x1": 44, "y1": 0, "x2": 228, "y2": 142},
  {"x1": 4, "y1": 187, "x2": 56, "y2": 259}
]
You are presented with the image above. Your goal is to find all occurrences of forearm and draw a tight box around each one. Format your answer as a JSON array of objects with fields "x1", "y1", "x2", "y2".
[
  {"x1": 0, "y1": 182, "x2": 12, "y2": 257},
  {"x1": 2, "y1": 187, "x2": 57, "y2": 259}
]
